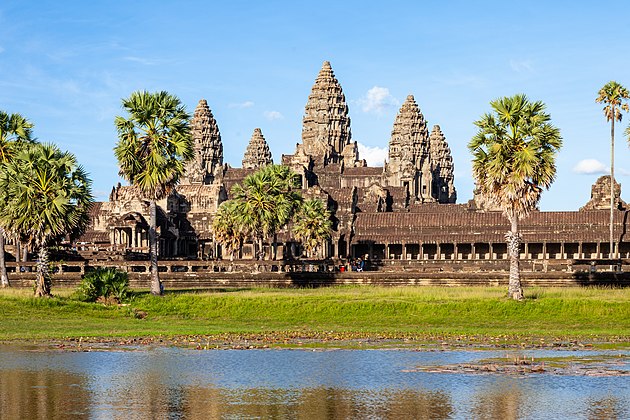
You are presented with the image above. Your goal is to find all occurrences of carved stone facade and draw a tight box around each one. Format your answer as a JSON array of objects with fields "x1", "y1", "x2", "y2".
[
  {"x1": 384, "y1": 95, "x2": 433, "y2": 202},
  {"x1": 429, "y1": 125, "x2": 456, "y2": 204},
  {"x1": 242, "y1": 128, "x2": 273, "y2": 169},
  {"x1": 77, "y1": 61, "x2": 628, "y2": 263}
]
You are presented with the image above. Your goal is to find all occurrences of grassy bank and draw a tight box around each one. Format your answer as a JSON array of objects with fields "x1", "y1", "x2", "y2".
[{"x1": 1, "y1": 286, "x2": 628, "y2": 347}]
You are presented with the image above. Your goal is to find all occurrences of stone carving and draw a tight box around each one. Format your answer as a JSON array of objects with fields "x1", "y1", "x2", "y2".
[
  {"x1": 181, "y1": 99, "x2": 223, "y2": 185},
  {"x1": 580, "y1": 175, "x2": 626, "y2": 210},
  {"x1": 242, "y1": 128, "x2": 273, "y2": 169},
  {"x1": 429, "y1": 125, "x2": 457, "y2": 203},
  {"x1": 301, "y1": 61, "x2": 353, "y2": 166}
]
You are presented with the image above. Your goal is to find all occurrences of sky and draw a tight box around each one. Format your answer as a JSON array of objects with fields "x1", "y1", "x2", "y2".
[{"x1": 1, "y1": 1, "x2": 630, "y2": 210}]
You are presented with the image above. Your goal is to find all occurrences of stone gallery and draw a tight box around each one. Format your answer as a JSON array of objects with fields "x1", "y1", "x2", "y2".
[{"x1": 77, "y1": 62, "x2": 629, "y2": 263}]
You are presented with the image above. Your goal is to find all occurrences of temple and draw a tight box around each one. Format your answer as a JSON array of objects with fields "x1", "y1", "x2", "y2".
[{"x1": 76, "y1": 61, "x2": 630, "y2": 264}]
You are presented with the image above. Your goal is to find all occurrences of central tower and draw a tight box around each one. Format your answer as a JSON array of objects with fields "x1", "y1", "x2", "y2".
[{"x1": 301, "y1": 61, "x2": 353, "y2": 166}]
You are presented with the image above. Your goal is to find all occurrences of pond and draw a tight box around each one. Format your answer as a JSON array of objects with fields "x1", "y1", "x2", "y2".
[{"x1": 0, "y1": 346, "x2": 628, "y2": 419}]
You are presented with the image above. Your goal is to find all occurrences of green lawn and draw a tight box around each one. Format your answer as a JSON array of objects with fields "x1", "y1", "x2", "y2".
[{"x1": 1, "y1": 286, "x2": 628, "y2": 347}]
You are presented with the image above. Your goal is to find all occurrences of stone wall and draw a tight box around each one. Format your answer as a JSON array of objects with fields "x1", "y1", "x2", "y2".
[{"x1": 7, "y1": 259, "x2": 629, "y2": 289}]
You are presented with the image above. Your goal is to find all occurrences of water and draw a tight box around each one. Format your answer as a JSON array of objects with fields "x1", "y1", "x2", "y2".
[{"x1": 0, "y1": 346, "x2": 628, "y2": 419}]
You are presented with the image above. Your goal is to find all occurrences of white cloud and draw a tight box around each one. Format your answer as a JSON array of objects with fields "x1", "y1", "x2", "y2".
[
  {"x1": 358, "y1": 143, "x2": 388, "y2": 166},
  {"x1": 509, "y1": 59, "x2": 534, "y2": 73},
  {"x1": 573, "y1": 159, "x2": 608, "y2": 175},
  {"x1": 122, "y1": 56, "x2": 159, "y2": 65},
  {"x1": 228, "y1": 101, "x2": 254, "y2": 109},
  {"x1": 264, "y1": 110, "x2": 283, "y2": 121},
  {"x1": 356, "y1": 86, "x2": 398, "y2": 114}
]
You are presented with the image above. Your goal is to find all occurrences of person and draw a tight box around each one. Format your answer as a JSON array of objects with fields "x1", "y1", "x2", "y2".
[{"x1": 357, "y1": 258, "x2": 364, "y2": 272}]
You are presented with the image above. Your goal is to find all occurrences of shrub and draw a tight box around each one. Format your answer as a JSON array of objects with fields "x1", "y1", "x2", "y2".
[{"x1": 75, "y1": 268, "x2": 129, "y2": 303}]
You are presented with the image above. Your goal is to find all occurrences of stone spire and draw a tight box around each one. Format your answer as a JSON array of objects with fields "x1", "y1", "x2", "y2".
[
  {"x1": 300, "y1": 61, "x2": 353, "y2": 166},
  {"x1": 385, "y1": 95, "x2": 431, "y2": 201},
  {"x1": 580, "y1": 176, "x2": 626, "y2": 211},
  {"x1": 429, "y1": 125, "x2": 457, "y2": 203},
  {"x1": 242, "y1": 128, "x2": 273, "y2": 169},
  {"x1": 181, "y1": 99, "x2": 223, "y2": 185}
]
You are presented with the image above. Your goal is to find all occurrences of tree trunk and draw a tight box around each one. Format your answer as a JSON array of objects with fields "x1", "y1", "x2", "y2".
[
  {"x1": 22, "y1": 244, "x2": 28, "y2": 272},
  {"x1": 149, "y1": 200, "x2": 162, "y2": 296},
  {"x1": 610, "y1": 115, "x2": 615, "y2": 259},
  {"x1": 15, "y1": 237, "x2": 21, "y2": 273},
  {"x1": 34, "y1": 246, "x2": 51, "y2": 297},
  {"x1": 506, "y1": 217, "x2": 524, "y2": 300},
  {"x1": 258, "y1": 236, "x2": 264, "y2": 260},
  {"x1": 0, "y1": 228, "x2": 9, "y2": 288},
  {"x1": 272, "y1": 233, "x2": 278, "y2": 260}
]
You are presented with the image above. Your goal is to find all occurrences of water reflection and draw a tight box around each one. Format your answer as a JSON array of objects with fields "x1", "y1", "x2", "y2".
[
  {"x1": 472, "y1": 382, "x2": 522, "y2": 420},
  {"x1": 0, "y1": 369, "x2": 90, "y2": 419},
  {"x1": 587, "y1": 397, "x2": 624, "y2": 420},
  {"x1": 199, "y1": 387, "x2": 454, "y2": 419},
  {"x1": 0, "y1": 347, "x2": 628, "y2": 419},
  {"x1": 87, "y1": 383, "x2": 453, "y2": 419}
]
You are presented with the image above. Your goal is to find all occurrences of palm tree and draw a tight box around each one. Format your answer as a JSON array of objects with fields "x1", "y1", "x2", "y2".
[
  {"x1": 266, "y1": 165, "x2": 302, "y2": 259},
  {"x1": 469, "y1": 94, "x2": 562, "y2": 300},
  {"x1": 292, "y1": 199, "x2": 333, "y2": 258},
  {"x1": 0, "y1": 111, "x2": 34, "y2": 288},
  {"x1": 114, "y1": 91, "x2": 193, "y2": 295},
  {"x1": 212, "y1": 200, "x2": 245, "y2": 261},
  {"x1": 231, "y1": 165, "x2": 301, "y2": 260},
  {"x1": 596, "y1": 81, "x2": 629, "y2": 259},
  {"x1": 0, "y1": 143, "x2": 92, "y2": 297}
]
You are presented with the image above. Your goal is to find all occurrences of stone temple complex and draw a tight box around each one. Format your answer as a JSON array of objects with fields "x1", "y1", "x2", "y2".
[{"x1": 78, "y1": 61, "x2": 630, "y2": 263}]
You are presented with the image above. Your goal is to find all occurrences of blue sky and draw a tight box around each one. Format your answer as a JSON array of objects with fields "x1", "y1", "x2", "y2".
[{"x1": 1, "y1": 1, "x2": 630, "y2": 210}]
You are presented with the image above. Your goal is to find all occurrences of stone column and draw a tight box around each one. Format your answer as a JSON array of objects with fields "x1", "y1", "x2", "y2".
[
  {"x1": 542, "y1": 242, "x2": 547, "y2": 260},
  {"x1": 470, "y1": 243, "x2": 475, "y2": 260},
  {"x1": 578, "y1": 242, "x2": 583, "y2": 259},
  {"x1": 489, "y1": 243, "x2": 494, "y2": 260},
  {"x1": 436, "y1": 243, "x2": 441, "y2": 260},
  {"x1": 560, "y1": 242, "x2": 565, "y2": 259},
  {"x1": 523, "y1": 242, "x2": 529, "y2": 259},
  {"x1": 402, "y1": 242, "x2": 407, "y2": 260},
  {"x1": 596, "y1": 241, "x2": 601, "y2": 259},
  {"x1": 385, "y1": 243, "x2": 390, "y2": 259},
  {"x1": 453, "y1": 243, "x2": 458, "y2": 260}
]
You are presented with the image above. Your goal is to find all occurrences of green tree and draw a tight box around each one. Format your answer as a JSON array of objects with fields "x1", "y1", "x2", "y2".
[
  {"x1": 230, "y1": 165, "x2": 301, "y2": 260},
  {"x1": 0, "y1": 143, "x2": 92, "y2": 297},
  {"x1": 0, "y1": 111, "x2": 34, "y2": 288},
  {"x1": 292, "y1": 198, "x2": 333, "y2": 258},
  {"x1": 469, "y1": 94, "x2": 562, "y2": 300},
  {"x1": 114, "y1": 91, "x2": 193, "y2": 295},
  {"x1": 212, "y1": 200, "x2": 245, "y2": 261},
  {"x1": 596, "y1": 81, "x2": 629, "y2": 259}
]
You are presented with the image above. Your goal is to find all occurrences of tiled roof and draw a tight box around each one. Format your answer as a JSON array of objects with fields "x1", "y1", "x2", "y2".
[
  {"x1": 353, "y1": 210, "x2": 627, "y2": 244},
  {"x1": 89, "y1": 201, "x2": 104, "y2": 217},
  {"x1": 343, "y1": 166, "x2": 383, "y2": 176},
  {"x1": 325, "y1": 187, "x2": 355, "y2": 204},
  {"x1": 76, "y1": 230, "x2": 109, "y2": 244}
]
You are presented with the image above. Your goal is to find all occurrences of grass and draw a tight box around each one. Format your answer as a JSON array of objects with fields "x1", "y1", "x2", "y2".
[{"x1": 0, "y1": 286, "x2": 629, "y2": 347}]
